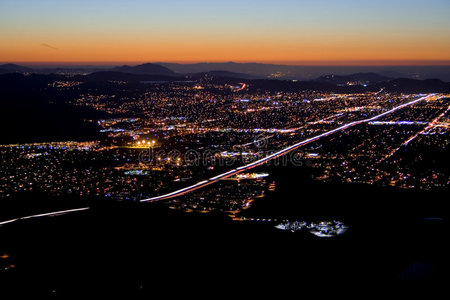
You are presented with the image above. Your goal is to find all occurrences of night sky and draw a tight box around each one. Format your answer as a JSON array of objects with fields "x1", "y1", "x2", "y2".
[{"x1": 1, "y1": 0, "x2": 450, "y2": 64}]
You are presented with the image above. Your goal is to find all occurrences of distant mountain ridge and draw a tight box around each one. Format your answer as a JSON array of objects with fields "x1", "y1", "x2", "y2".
[
  {"x1": 157, "y1": 62, "x2": 450, "y2": 81},
  {"x1": 82, "y1": 71, "x2": 181, "y2": 82},
  {"x1": 315, "y1": 72, "x2": 392, "y2": 85},
  {"x1": 0, "y1": 63, "x2": 33, "y2": 74},
  {"x1": 187, "y1": 70, "x2": 258, "y2": 80},
  {"x1": 375, "y1": 78, "x2": 450, "y2": 93},
  {"x1": 111, "y1": 63, "x2": 176, "y2": 76},
  {"x1": 2, "y1": 62, "x2": 450, "y2": 81},
  {"x1": 158, "y1": 62, "x2": 299, "y2": 78}
]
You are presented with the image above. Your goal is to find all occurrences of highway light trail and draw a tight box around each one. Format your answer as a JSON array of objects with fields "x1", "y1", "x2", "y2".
[
  {"x1": 378, "y1": 100, "x2": 449, "y2": 163},
  {"x1": 140, "y1": 94, "x2": 435, "y2": 202},
  {"x1": 0, "y1": 207, "x2": 90, "y2": 226},
  {"x1": 0, "y1": 94, "x2": 435, "y2": 226}
]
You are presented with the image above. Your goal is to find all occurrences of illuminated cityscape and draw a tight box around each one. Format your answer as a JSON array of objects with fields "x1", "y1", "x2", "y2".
[
  {"x1": 1, "y1": 87, "x2": 448, "y2": 209},
  {"x1": 1, "y1": 0, "x2": 449, "y2": 295}
]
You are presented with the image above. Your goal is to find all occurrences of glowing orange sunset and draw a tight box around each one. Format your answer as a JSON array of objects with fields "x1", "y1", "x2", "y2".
[{"x1": 1, "y1": 0, "x2": 449, "y2": 65}]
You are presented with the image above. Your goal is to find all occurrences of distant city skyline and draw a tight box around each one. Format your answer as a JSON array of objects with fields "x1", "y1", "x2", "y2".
[{"x1": 1, "y1": 0, "x2": 450, "y2": 65}]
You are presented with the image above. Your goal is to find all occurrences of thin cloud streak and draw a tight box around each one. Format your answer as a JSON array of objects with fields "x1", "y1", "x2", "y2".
[{"x1": 40, "y1": 43, "x2": 58, "y2": 50}]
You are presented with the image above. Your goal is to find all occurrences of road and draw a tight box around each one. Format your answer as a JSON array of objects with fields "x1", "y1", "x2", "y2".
[
  {"x1": 0, "y1": 207, "x2": 90, "y2": 226},
  {"x1": 140, "y1": 94, "x2": 435, "y2": 202},
  {"x1": 0, "y1": 94, "x2": 434, "y2": 226}
]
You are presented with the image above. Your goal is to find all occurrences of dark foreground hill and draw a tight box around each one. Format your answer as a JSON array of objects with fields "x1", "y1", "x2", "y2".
[{"x1": 0, "y1": 178, "x2": 447, "y2": 296}]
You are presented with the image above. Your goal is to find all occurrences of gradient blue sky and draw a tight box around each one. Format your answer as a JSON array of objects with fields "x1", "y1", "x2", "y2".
[{"x1": 1, "y1": 0, "x2": 449, "y2": 64}]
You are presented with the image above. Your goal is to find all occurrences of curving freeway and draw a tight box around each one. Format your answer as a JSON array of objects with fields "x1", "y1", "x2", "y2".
[{"x1": 0, "y1": 94, "x2": 435, "y2": 226}]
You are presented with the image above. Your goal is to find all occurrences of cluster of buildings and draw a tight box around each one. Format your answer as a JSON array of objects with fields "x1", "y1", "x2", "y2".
[{"x1": 275, "y1": 220, "x2": 349, "y2": 238}]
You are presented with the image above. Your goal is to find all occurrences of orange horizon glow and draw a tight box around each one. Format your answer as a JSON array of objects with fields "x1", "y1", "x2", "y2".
[
  {"x1": 2, "y1": 36, "x2": 450, "y2": 66},
  {"x1": 1, "y1": 0, "x2": 450, "y2": 66}
]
